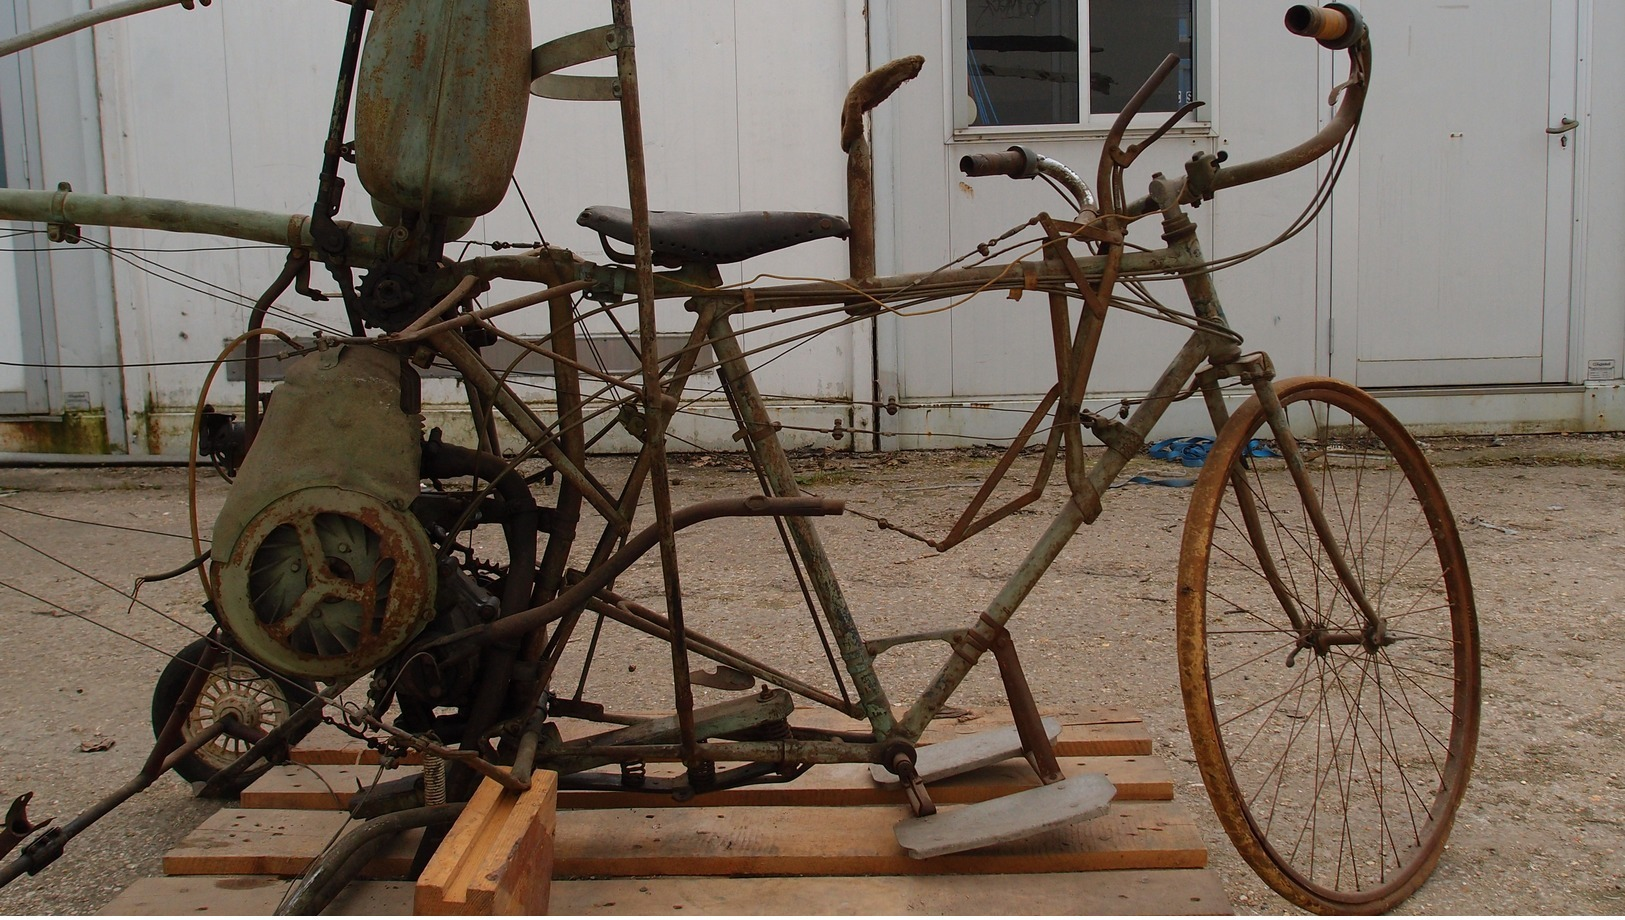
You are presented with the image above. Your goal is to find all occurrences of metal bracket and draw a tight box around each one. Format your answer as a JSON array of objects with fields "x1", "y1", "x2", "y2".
[
  {"x1": 530, "y1": 26, "x2": 622, "y2": 101},
  {"x1": 0, "y1": 794, "x2": 49, "y2": 862},
  {"x1": 889, "y1": 751, "x2": 937, "y2": 817},
  {"x1": 46, "y1": 182, "x2": 80, "y2": 244}
]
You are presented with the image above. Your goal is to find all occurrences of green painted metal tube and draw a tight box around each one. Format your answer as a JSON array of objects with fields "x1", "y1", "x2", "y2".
[
  {"x1": 0, "y1": 187, "x2": 396, "y2": 263},
  {"x1": 708, "y1": 310, "x2": 897, "y2": 739}
]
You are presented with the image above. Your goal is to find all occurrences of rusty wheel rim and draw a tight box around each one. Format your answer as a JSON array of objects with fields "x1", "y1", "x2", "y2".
[
  {"x1": 1178, "y1": 377, "x2": 1480, "y2": 913},
  {"x1": 185, "y1": 658, "x2": 293, "y2": 772}
]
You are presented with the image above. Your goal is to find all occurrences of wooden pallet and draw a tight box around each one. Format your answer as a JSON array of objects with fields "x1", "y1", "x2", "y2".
[{"x1": 103, "y1": 707, "x2": 1230, "y2": 916}]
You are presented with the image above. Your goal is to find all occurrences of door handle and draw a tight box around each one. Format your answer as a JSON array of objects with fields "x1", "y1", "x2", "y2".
[{"x1": 1546, "y1": 117, "x2": 1579, "y2": 135}]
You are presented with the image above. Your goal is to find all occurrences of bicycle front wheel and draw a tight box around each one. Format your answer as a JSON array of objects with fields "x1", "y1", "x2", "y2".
[{"x1": 1177, "y1": 376, "x2": 1480, "y2": 914}]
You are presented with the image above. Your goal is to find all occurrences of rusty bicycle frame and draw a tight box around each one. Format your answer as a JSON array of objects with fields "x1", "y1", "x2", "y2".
[{"x1": 0, "y1": 2, "x2": 1465, "y2": 914}]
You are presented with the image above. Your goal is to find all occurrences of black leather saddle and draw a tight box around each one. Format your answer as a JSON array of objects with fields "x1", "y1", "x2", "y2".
[{"x1": 578, "y1": 206, "x2": 850, "y2": 266}]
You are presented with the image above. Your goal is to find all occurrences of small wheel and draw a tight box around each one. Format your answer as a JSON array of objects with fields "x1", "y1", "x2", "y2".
[
  {"x1": 1177, "y1": 376, "x2": 1480, "y2": 914},
  {"x1": 150, "y1": 638, "x2": 312, "y2": 790}
]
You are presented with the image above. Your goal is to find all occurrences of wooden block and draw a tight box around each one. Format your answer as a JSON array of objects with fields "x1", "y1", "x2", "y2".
[
  {"x1": 558, "y1": 753, "x2": 1171, "y2": 809},
  {"x1": 240, "y1": 764, "x2": 415, "y2": 810},
  {"x1": 162, "y1": 809, "x2": 421, "y2": 878},
  {"x1": 415, "y1": 772, "x2": 558, "y2": 916},
  {"x1": 550, "y1": 869, "x2": 1231, "y2": 915},
  {"x1": 553, "y1": 801, "x2": 1205, "y2": 878},
  {"x1": 99, "y1": 876, "x2": 415, "y2": 916}
]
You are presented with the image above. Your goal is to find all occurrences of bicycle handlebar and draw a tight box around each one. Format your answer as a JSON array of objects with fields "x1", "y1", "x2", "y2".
[
  {"x1": 959, "y1": 149, "x2": 1033, "y2": 180},
  {"x1": 1284, "y1": 3, "x2": 1364, "y2": 49},
  {"x1": 1112, "y1": 3, "x2": 1371, "y2": 217}
]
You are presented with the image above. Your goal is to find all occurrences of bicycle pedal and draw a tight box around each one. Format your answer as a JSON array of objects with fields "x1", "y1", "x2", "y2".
[
  {"x1": 870, "y1": 717, "x2": 1060, "y2": 786},
  {"x1": 893, "y1": 773, "x2": 1115, "y2": 859}
]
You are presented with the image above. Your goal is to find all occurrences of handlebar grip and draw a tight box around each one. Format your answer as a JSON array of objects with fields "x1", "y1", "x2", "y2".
[
  {"x1": 959, "y1": 147, "x2": 1035, "y2": 179},
  {"x1": 1284, "y1": 3, "x2": 1366, "y2": 51}
]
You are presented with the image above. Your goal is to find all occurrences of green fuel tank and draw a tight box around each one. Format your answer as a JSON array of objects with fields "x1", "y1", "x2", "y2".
[{"x1": 354, "y1": 0, "x2": 531, "y2": 220}]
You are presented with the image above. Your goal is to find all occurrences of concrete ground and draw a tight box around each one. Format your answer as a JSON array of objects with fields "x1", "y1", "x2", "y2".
[{"x1": 0, "y1": 432, "x2": 1621, "y2": 914}]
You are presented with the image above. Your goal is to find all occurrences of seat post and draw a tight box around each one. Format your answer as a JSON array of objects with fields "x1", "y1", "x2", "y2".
[{"x1": 840, "y1": 56, "x2": 924, "y2": 281}]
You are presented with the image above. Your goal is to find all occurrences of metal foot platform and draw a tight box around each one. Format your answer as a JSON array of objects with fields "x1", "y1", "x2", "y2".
[
  {"x1": 893, "y1": 773, "x2": 1117, "y2": 859},
  {"x1": 870, "y1": 717, "x2": 1062, "y2": 786}
]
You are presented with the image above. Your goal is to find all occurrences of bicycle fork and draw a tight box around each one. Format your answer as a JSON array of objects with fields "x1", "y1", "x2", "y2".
[
  {"x1": 1159, "y1": 193, "x2": 1385, "y2": 663},
  {"x1": 1199, "y1": 357, "x2": 1392, "y2": 665}
]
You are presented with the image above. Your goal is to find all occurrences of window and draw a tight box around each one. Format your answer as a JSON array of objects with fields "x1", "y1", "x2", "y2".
[{"x1": 956, "y1": 0, "x2": 1196, "y2": 133}]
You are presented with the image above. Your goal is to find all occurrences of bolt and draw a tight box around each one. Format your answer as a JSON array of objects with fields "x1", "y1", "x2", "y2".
[{"x1": 337, "y1": 543, "x2": 351, "y2": 555}]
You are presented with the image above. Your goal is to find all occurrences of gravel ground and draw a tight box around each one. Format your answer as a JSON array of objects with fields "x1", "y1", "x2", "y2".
[{"x1": 0, "y1": 433, "x2": 1622, "y2": 915}]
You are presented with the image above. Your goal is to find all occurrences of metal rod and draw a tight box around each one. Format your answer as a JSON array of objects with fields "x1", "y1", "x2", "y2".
[
  {"x1": 424, "y1": 496, "x2": 845, "y2": 651},
  {"x1": 0, "y1": 0, "x2": 194, "y2": 60},
  {"x1": 708, "y1": 312, "x2": 896, "y2": 737},
  {"x1": 609, "y1": 0, "x2": 701, "y2": 770},
  {"x1": 0, "y1": 718, "x2": 233, "y2": 887},
  {"x1": 990, "y1": 630, "x2": 1063, "y2": 784},
  {"x1": 582, "y1": 591, "x2": 858, "y2": 716},
  {"x1": 276, "y1": 804, "x2": 464, "y2": 916},
  {"x1": 244, "y1": 254, "x2": 307, "y2": 449},
  {"x1": 0, "y1": 188, "x2": 395, "y2": 262},
  {"x1": 428, "y1": 329, "x2": 625, "y2": 528}
]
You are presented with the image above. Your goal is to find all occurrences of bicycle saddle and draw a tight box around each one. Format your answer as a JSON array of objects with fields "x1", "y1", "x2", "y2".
[{"x1": 578, "y1": 206, "x2": 850, "y2": 266}]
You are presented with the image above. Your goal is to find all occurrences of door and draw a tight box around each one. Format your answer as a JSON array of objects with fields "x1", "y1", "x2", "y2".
[{"x1": 1332, "y1": 0, "x2": 1578, "y2": 388}]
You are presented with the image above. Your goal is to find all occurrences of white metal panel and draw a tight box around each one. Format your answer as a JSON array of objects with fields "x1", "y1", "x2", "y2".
[
  {"x1": 1576, "y1": 0, "x2": 1623, "y2": 383},
  {"x1": 0, "y1": 229, "x2": 24, "y2": 393},
  {"x1": 1341, "y1": 0, "x2": 1571, "y2": 388},
  {"x1": 731, "y1": 0, "x2": 857, "y2": 405}
]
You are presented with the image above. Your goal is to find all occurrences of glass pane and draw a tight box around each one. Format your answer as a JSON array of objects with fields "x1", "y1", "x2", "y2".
[
  {"x1": 964, "y1": 0, "x2": 1080, "y2": 127},
  {"x1": 1089, "y1": 0, "x2": 1194, "y2": 115}
]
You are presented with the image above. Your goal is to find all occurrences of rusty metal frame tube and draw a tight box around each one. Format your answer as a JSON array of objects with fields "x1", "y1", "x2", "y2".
[
  {"x1": 990, "y1": 630, "x2": 1063, "y2": 784},
  {"x1": 428, "y1": 328, "x2": 625, "y2": 528},
  {"x1": 609, "y1": 0, "x2": 700, "y2": 768},
  {"x1": 243, "y1": 254, "x2": 307, "y2": 448},
  {"x1": 898, "y1": 326, "x2": 1215, "y2": 741},
  {"x1": 708, "y1": 311, "x2": 896, "y2": 737},
  {"x1": 277, "y1": 803, "x2": 465, "y2": 916},
  {"x1": 582, "y1": 591, "x2": 858, "y2": 716},
  {"x1": 0, "y1": 717, "x2": 237, "y2": 887},
  {"x1": 547, "y1": 739, "x2": 885, "y2": 773},
  {"x1": 528, "y1": 299, "x2": 719, "y2": 701}
]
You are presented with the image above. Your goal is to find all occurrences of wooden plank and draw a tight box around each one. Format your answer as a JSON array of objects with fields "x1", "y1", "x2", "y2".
[
  {"x1": 550, "y1": 869, "x2": 1231, "y2": 915},
  {"x1": 162, "y1": 809, "x2": 422, "y2": 878},
  {"x1": 102, "y1": 870, "x2": 1230, "y2": 916},
  {"x1": 254, "y1": 754, "x2": 1171, "y2": 812},
  {"x1": 240, "y1": 764, "x2": 414, "y2": 810},
  {"x1": 415, "y1": 772, "x2": 558, "y2": 916},
  {"x1": 98, "y1": 876, "x2": 415, "y2": 916},
  {"x1": 552, "y1": 801, "x2": 1206, "y2": 878}
]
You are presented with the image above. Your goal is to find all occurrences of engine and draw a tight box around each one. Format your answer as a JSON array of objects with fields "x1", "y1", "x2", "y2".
[{"x1": 210, "y1": 344, "x2": 437, "y2": 681}]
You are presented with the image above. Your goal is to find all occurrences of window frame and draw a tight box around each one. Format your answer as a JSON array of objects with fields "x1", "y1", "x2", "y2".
[{"x1": 946, "y1": 0, "x2": 1214, "y2": 143}]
